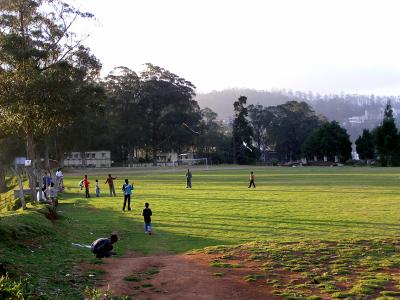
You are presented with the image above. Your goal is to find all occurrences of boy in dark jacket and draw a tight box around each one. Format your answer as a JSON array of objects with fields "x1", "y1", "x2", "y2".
[
  {"x1": 91, "y1": 234, "x2": 118, "y2": 258},
  {"x1": 142, "y1": 202, "x2": 153, "y2": 235}
]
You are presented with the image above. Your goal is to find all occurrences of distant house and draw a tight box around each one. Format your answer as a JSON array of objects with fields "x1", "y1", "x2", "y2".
[
  {"x1": 156, "y1": 151, "x2": 178, "y2": 163},
  {"x1": 178, "y1": 153, "x2": 194, "y2": 160},
  {"x1": 64, "y1": 151, "x2": 112, "y2": 168}
]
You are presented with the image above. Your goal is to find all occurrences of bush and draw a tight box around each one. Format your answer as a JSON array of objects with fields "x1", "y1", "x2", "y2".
[
  {"x1": 345, "y1": 159, "x2": 367, "y2": 166},
  {"x1": 0, "y1": 274, "x2": 47, "y2": 299}
]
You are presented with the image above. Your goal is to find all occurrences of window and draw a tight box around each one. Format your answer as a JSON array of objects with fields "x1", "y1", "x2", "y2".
[
  {"x1": 86, "y1": 153, "x2": 90, "y2": 158},
  {"x1": 102, "y1": 153, "x2": 106, "y2": 158},
  {"x1": 74, "y1": 153, "x2": 78, "y2": 159},
  {"x1": 92, "y1": 153, "x2": 95, "y2": 159}
]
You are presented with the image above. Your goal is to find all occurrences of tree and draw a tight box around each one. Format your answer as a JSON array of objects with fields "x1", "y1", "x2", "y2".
[
  {"x1": 138, "y1": 64, "x2": 201, "y2": 164},
  {"x1": 0, "y1": 0, "x2": 101, "y2": 196},
  {"x1": 196, "y1": 107, "x2": 233, "y2": 163},
  {"x1": 103, "y1": 66, "x2": 141, "y2": 163},
  {"x1": 374, "y1": 102, "x2": 400, "y2": 166},
  {"x1": 248, "y1": 104, "x2": 274, "y2": 161},
  {"x1": 232, "y1": 96, "x2": 254, "y2": 164},
  {"x1": 302, "y1": 121, "x2": 352, "y2": 162},
  {"x1": 355, "y1": 129, "x2": 375, "y2": 160},
  {"x1": 268, "y1": 101, "x2": 325, "y2": 161}
]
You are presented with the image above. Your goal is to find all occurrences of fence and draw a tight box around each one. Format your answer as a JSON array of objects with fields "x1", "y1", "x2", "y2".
[{"x1": 0, "y1": 192, "x2": 13, "y2": 211}]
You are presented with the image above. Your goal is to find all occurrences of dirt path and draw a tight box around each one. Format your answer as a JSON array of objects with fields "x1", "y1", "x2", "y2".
[{"x1": 89, "y1": 252, "x2": 278, "y2": 299}]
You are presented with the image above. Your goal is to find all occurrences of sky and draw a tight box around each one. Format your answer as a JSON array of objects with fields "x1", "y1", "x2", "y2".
[{"x1": 69, "y1": 0, "x2": 400, "y2": 95}]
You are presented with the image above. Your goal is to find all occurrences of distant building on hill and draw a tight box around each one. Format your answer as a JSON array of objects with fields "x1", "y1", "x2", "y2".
[{"x1": 64, "y1": 151, "x2": 112, "y2": 168}]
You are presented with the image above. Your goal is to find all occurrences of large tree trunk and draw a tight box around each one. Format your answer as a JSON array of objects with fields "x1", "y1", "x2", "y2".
[
  {"x1": 152, "y1": 147, "x2": 157, "y2": 166},
  {"x1": 54, "y1": 137, "x2": 65, "y2": 167},
  {"x1": 44, "y1": 139, "x2": 50, "y2": 170},
  {"x1": 26, "y1": 134, "x2": 37, "y2": 202},
  {"x1": 0, "y1": 166, "x2": 7, "y2": 193}
]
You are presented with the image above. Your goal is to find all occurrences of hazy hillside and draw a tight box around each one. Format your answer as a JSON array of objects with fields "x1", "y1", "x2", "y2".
[{"x1": 195, "y1": 88, "x2": 400, "y2": 140}]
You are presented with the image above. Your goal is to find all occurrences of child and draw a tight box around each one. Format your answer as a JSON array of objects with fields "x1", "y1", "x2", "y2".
[
  {"x1": 55, "y1": 168, "x2": 64, "y2": 192},
  {"x1": 83, "y1": 175, "x2": 90, "y2": 198},
  {"x1": 91, "y1": 234, "x2": 118, "y2": 258},
  {"x1": 95, "y1": 179, "x2": 100, "y2": 197},
  {"x1": 122, "y1": 179, "x2": 134, "y2": 211},
  {"x1": 248, "y1": 171, "x2": 256, "y2": 188},
  {"x1": 45, "y1": 182, "x2": 58, "y2": 208},
  {"x1": 142, "y1": 202, "x2": 153, "y2": 235},
  {"x1": 79, "y1": 179, "x2": 83, "y2": 190},
  {"x1": 186, "y1": 169, "x2": 192, "y2": 188}
]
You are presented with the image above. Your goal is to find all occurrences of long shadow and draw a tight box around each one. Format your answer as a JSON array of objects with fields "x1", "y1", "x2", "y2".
[{"x1": 159, "y1": 213, "x2": 400, "y2": 230}]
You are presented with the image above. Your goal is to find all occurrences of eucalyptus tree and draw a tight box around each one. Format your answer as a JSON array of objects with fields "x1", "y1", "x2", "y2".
[
  {"x1": 232, "y1": 96, "x2": 254, "y2": 164},
  {"x1": 138, "y1": 63, "x2": 201, "y2": 164},
  {"x1": 0, "y1": 0, "x2": 101, "y2": 195}
]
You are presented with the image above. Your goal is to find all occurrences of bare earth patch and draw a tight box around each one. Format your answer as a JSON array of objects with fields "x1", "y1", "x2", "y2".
[
  {"x1": 80, "y1": 240, "x2": 400, "y2": 299},
  {"x1": 87, "y1": 252, "x2": 278, "y2": 299}
]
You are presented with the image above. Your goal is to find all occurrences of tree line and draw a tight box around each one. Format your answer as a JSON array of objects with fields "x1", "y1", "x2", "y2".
[
  {"x1": 231, "y1": 97, "x2": 352, "y2": 164},
  {"x1": 355, "y1": 103, "x2": 400, "y2": 166}
]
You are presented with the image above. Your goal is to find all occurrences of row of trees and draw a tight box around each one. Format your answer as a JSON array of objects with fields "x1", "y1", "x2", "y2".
[
  {"x1": 232, "y1": 97, "x2": 353, "y2": 164},
  {"x1": 355, "y1": 103, "x2": 400, "y2": 166}
]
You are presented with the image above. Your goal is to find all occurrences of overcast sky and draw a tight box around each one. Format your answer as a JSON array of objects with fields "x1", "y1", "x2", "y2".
[{"x1": 69, "y1": 0, "x2": 400, "y2": 95}]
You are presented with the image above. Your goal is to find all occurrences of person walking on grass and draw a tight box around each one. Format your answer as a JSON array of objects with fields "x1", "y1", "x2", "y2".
[
  {"x1": 142, "y1": 202, "x2": 153, "y2": 235},
  {"x1": 186, "y1": 169, "x2": 192, "y2": 188},
  {"x1": 83, "y1": 175, "x2": 90, "y2": 198},
  {"x1": 122, "y1": 179, "x2": 134, "y2": 211},
  {"x1": 248, "y1": 171, "x2": 256, "y2": 188},
  {"x1": 95, "y1": 179, "x2": 100, "y2": 197},
  {"x1": 105, "y1": 174, "x2": 117, "y2": 197}
]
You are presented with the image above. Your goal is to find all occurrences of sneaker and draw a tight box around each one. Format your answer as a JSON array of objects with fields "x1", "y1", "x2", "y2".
[{"x1": 148, "y1": 232, "x2": 152, "y2": 235}]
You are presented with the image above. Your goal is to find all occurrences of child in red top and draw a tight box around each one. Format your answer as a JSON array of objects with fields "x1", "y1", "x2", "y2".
[{"x1": 83, "y1": 175, "x2": 90, "y2": 198}]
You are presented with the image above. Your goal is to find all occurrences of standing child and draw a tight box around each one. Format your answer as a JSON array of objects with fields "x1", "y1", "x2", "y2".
[
  {"x1": 142, "y1": 202, "x2": 153, "y2": 235},
  {"x1": 185, "y1": 169, "x2": 192, "y2": 188},
  {"x1": 95, "y1": 179, "x2": 100, "y2": 197},
  {"x1": 105, "y1": 174, "x2": 117, "y2": 197},
  {"x1": 248, "y1": 171, "x2": 256, "y2": 188},
  {"x1": 45, "y1": 182, "x2": 58, "y2": 208},
  {"x1": 83, "y1": 175, "x2": 90, "y2": 198},
  {"x1": 122, "y1": 179, "x2": 134, "y2": 211}
]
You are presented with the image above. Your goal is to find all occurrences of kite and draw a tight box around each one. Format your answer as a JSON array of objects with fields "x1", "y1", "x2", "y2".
[
  {"x1": 182, "y1": 122, "x2": 200, "y2": 135},
  {"x1": 243, "y1": 141, "x2": 252, "y2": 152}
]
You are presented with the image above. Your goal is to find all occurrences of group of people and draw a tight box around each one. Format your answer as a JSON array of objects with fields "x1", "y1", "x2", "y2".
[
  {"x1": 86, "y1": 169, "x2": 256, "y2": 259},
  {"x1": 79, "y1": 174, "x2": 117, "y2": 198},
  {"x1": 36, "y1": 168, "x2": 64, "y2": 208},
  {"x1": 79, "y1": 175, "x2": 134, "y2": 211}
]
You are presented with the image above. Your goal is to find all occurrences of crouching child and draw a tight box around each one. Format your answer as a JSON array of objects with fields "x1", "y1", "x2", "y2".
[{"x1": 91, "y1": 234, "x2": 118, "y2": 258}]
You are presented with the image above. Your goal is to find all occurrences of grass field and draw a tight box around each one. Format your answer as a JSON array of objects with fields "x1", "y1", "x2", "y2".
[{"x1": 1, "y1": 166, "x2": 400, "y2": 298}]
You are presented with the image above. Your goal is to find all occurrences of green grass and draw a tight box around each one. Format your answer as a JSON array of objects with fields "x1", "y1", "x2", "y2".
[{"x1": 1, "y1": 166, "x2": 400, "y2": 298}]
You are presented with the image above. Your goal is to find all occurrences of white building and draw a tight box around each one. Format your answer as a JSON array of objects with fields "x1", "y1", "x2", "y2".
[
  {"x1": 156, "y1": 151, "x2": 178, "y2": 163},
  {"x1": 64, "y1": 151, "x2": 112, "y2": 168}
]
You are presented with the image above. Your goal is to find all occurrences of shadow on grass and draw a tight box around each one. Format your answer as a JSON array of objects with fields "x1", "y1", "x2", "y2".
[
  {"x1": 0, "y1": 197, "x2": 231, "y2": 299},
  {"x1": 160, "y1": 213, "x2": 400, "y2": 229}
]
